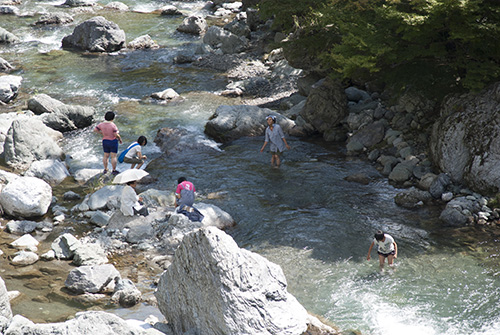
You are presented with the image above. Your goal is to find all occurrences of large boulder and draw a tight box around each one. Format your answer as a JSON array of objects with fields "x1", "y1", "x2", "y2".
[
  {"x1": 155, "y1": 227, "x2": 309, "y2": 335},
  {"x1": 3, "y1": 118, "x2": 64, "y2": 171},
  {"x1": 62, "y1": 16, "x2": 126, "y2": 52},
  {"x1": 28, "y1": 94, "x2": 97, "y2": 132},
  {"x1": 430, "y1": 82, "x2": 500, "y2": 193},
  {"x1": 0, "y1": 75, "x2": 22, "y2": 103},
  {"x1": 203, "y1": 26, "x2": 248, "y2": 54},
  {"x1": 87, "y1": 185, "x2": 123, "y2": 210},
  {"x1": 0, "y1": 177, "x2": 52, "y2": 218},
  {"x1": 204, "y1": 105, "x2": 295, "y2": 143},
  {"x1": 299, "y1": 77, "x2": 348, "y2": 139}
]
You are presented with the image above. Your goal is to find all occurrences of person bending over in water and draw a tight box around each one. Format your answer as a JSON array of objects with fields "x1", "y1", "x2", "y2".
[{"x1": 366, "y1": 230, "x2": 398, "y2": 270}]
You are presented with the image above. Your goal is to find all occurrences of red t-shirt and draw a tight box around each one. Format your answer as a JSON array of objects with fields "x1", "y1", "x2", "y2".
[
  {"x1": 95, "y1": 121, "x2": 118, "y2": 140},
  {"x1": 176, "y1": 181, "x2": 195, "y2": 194}
]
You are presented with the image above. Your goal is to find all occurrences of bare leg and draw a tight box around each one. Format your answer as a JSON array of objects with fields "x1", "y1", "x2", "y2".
[
  {"x1": 387, "y1": 254, "x2": 395, "y2": 267},
  {"x1": 275, "y1": 154, "x2": 281, "y2": 168},
  {"x1": 110, "y1": 152, "x2": 118, "y2": 171},
  {"x1": 270, "y1": 155, "x2": 275, "y2": 167},
  {"x1": 130, "y1": 164, "x2": 137, "y2": 169},
  {"x1": 136, "y1": 161, "x2": 143, "y2": 169},
  {"x1": 378, "y1": 254, "x2": 386, "y2": 270},
  {"x1": 103, "y1": 152, "x2": 110, "y2": 171}
]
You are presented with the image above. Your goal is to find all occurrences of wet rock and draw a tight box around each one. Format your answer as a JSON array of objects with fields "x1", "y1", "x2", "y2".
[
  {"x1": 104, "y1": 1, "x2": 128, "y2": 11},
  {"x1": 429, "y1": 173, "x2": 452, "y2": 199},
  {"x1": 394, "y1": 187, "x2": 433, "y2": 209},
  {"x1": 160, "y1": 5, "x2": 182, "y2": 16},
  {"x1": 28, "y1": 94, "x2": 97, "y2": 132},
  {"x1": 63, "y1": 0, "x2": 97, "y2": 6},
  {"x1": 344, "y1": 173, "x2": 371, "y2": 185},
  {"x1": 127, "y1": 34, "x2": 159, "y2": 49},
  {"x1": 63, "y1": 191, "x2": 81, "y2": 201},
  {"x1": 35, "y1": 12, "x2": 74, "y2": 25},
  {"x1": 87, "y1": 185, "x2": 123, "y2": 210},
  {"x1": 0, "y1": 75, "x2": 21, "y2": 103},
  {"x1": 0, "y1": 5, "x2": 18, "y2": 15},
  {"x1": 204, "y1": 105, "x2": 295, "y2": 143},
  {"x1": 203, "y1": 25, "x2": 248, "y2": 54},
  {"x1": 111, "y1": 278, "x2": 141, "y2": 307},
  {"x1": 0, "y1": 27, "x2": 19, "y2": 44},
  {"x1": 0, "y1": 57, "x2": 13, "y2": 72},
  {"x1": 155, "y1": 227, "x2": 309, "y2": 335},
  {"x1": 62, "y1": 16, "x2": 125, "y2": 52},
  {"x1": 176, "y1": 14, "x2": 207, "y2": 35},
  {"x1": 151, "y1": 88, "x2": 180, "y2": 101}
]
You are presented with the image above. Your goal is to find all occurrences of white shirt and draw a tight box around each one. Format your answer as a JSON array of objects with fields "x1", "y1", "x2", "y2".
[
  {"x1": 125, "y1": 142, "x2": 141, "y2": 159},
  {"x1": 374, "y1": 234, "x2": 395, "y2": 254},
  {"x1": 120, "y1": 185, "x2": 140, "y2": 216}
]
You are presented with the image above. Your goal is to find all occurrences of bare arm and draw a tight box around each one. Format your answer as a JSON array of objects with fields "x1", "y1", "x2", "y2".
[
  {"x1": 367, "y1": 241, "x2": 374, "y2": 260},
  {"x1": 393, "y1": 242, "x2": 398, "y2": 258},
  {"x1": 260, "y1": 141, "x2": 268, "y2": 152},
  {"x1": 282, "y1": 137, "x2": 291, "y2": 150}
]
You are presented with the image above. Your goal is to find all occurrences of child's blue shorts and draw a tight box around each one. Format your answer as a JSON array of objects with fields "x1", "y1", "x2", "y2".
[{"x1": 102, "y1": 139, "x2": 119, "y2": 153}]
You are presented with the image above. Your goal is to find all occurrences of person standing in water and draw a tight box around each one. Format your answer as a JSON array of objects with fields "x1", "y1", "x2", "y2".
[
  {"x1": 259, "y1": 115, "x2": 290, "y2": 168},
  {"x1": 94, "y1": 111, "x2": 122, "y2": 175},
  {"x1": 366, "y1": 230, "x2": 398, "y2": 270}
]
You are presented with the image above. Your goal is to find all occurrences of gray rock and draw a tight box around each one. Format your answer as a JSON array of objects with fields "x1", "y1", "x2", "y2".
[
  {"x1": 3, "y1": 311, "x2": 160, "y2": 335},
  {"x1": 345, "y1": 86, "x2": 371, "y2": 102},
  {"x1": 0, "y1": 5, "x2": 18, "y2": 15},
  {"x1": 299, "y1": 77, "x2": 347, "y2": 140},
  {"x1": 3, "y1": 118, "x2": 64, "y2": 171},
  {"x1": 204, "y1": 105, "x2": 295, "y2": 143},
  {"x1": 0, "y1": 177, "x2": 52, "y2": 218},
  {"x1": 63, "y1": 191, "x2": 81, "y2": 201},
  {"x1": 151, "y1": 88, "x2": 180, "y2": 100},
  {"x1": 11, "y1": 251, "x2": 39, "y2": 266},
  {"x1": 160, "y1": 5, "x2": 182, "y2": 16},
  {"x1": 394, "y1": 187, "x2": 433, "y2": 209},
  {"x1": 62, "y1": 16, "x2": 125, "y2": 52},
  {"x1": 429, "y1": 173, "x2": 452, "y2": 199},
  {"x1": 52, "y1": 233, "x2": 80, "y2": 259},
  {"x1": 111, "y1": 278, "x2": 141, "y2": 307},
  {"x1": 87, "y1": 185, "x2": 123, "y2": 210},
  {"x1": 176, "y1": 15, "x2": 207, "y2": 35},
  {"x1": 28, "y1": 94, "x2": 97, "y2": 132},
  {"x1": 5, "y1": 220, "x2": 40, "y2": 235},
  {"x1": 348, "y1": 121, "x2": 385, "y2": 149},
  {"x1": 72, "y1": 242, "x2": 108, "y2": 266},
  {"x1": 127, "y1": 34, "x2": 159, "y2": 49},
  {"x1": 24, "y1": 159, "x2": 70, "y2": 185},
  {"x1": 89, "y1": 211, "x2": 111, "y2": 227},
  {"x1": 65, "y1": 264, "x2": 120, "y2": 294},
  {"x1": 104, "y1": 1, "x2": 128, "y2": 11},
  {"x1": 155, "y1": 227, "x2": 308, "y2": 335},
  {"x1": 0, "y1": 27, "x2": 19, "y2": 44},
  {"x1": 0, "y1": 57, "x2": 13, "y2": 72},
  {"x1": 35, "y1": 12, "x2": 74, "y2": 25},
  {"x1": 63, "y1": 0, "x2": 97, "y2": 6},
  {"x1": 0, "y1": 75, "x2": 21, "y2": 103},
  {"x1": 0, "y1": 276, "x2": 12, "y2": 320}
]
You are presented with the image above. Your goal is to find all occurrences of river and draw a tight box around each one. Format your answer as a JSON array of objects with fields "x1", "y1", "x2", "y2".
[{"x1": 1, "y1": 1, "x2": 500, "y2": 334}]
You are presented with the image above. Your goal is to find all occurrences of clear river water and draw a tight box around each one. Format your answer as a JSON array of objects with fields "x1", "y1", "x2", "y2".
[{"x1": 2, "y1": 1, "x2": 500, "y2": 334}]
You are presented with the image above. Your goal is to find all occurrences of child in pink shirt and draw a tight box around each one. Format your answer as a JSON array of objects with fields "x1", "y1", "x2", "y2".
[{"x1": 94, "y1": 111, "x2": 122, "y2": 175}]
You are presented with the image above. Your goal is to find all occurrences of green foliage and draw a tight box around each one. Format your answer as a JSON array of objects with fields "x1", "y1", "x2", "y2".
[{"x1": 259, "y1": 0, "x2": 500, "y2": 98}]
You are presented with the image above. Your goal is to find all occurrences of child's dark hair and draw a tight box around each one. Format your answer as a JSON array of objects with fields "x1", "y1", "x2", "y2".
[
  {"x1": 177, "y1": 177, "x2": 187, "y2": 184},
  {"x1": 138, "y1": 136, "x2": 147, "y2": 146},
  {"x1": 126, "y1": 180, "x2": 136, "y2": 186},
  {"x1": 374, "y1": 230, "x2": 385, "y2": 241},
  {"x1": 104, "y1": 111, "x2": 115, "y2": 121}
]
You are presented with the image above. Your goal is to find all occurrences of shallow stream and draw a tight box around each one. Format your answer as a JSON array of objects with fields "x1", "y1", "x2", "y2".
[{"x1": 2, "y1": 1, "x2": 500, "y2": 334}]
